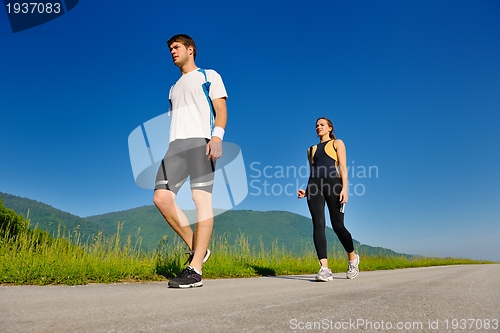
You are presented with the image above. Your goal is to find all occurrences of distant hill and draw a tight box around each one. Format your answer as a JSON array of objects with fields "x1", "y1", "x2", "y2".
[
  {"x1": 0, "y1": 191, "x2": 403, "y2": 257},
  {"x1": 85, "y1": 207, "x2": 345, "y2": 253},
  {"x1": 0, "y1": 192, "x2": 102, "y2": 237}
]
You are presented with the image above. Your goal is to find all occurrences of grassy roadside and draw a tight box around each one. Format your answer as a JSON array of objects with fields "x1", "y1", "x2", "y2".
[{"x1": 1, "y1": 221, "x2": 494, "y2": 286}]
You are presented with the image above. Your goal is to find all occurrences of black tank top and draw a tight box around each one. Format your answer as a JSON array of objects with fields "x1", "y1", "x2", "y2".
[{"x1": 310, "y1": 140, "x2": 338, "y2": 178}]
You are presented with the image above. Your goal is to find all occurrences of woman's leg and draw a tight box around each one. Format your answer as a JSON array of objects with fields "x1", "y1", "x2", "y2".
[
  {"x1": 323, "y1": 177, "x2": 360, "y2": 279},
  {"x1": 323, "y1": 177, "x2": 354, "y2": 254},
  {"x1": 306, "y1": 178, "x2": 328, "y2": 262}
]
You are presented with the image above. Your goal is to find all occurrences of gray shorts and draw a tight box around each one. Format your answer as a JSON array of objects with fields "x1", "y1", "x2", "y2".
[{"x1": 154, "y1": 138, "x2": 215, "y2": 194}]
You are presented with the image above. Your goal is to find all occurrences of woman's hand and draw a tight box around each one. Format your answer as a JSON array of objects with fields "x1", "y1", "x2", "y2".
[
  {"x1": 297, "y1": 189, "x2": 306, "y2": 199},
  {"x1": 339, "y1": 188, "x2": 348, "y2": 204}
]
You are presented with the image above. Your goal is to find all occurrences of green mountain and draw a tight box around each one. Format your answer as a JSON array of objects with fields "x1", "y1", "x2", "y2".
[
  {"x1": 0, "y1": 192, "x2": 402, "y2": 256},
  {"x1": 85, "y1": 207, "x2": 343, "y2": 253},
  {"x1": 0, "y1": 192, "x2": 101, "y2": 237}
]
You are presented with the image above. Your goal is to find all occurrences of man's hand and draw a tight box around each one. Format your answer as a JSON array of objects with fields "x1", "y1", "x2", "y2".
[{"x1": 206, "y1": 137, "x2": 222, "y2": 160}]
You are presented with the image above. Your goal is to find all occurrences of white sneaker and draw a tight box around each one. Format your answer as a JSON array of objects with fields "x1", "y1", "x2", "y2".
[
  {"x1": 346, "y1": 254, "x2": 360, "y2": 279},
  {"x1": 316, "y1": 266, "x2": 334, "y2": 282}
]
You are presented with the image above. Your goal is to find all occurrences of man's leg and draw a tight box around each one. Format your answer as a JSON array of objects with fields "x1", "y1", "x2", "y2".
[
  {"x1": 189, "y1": 189, "x2": 214, "y2": 272},
  {"x1": 153, "y1": 189, "x2": 193, "y2": 249}
]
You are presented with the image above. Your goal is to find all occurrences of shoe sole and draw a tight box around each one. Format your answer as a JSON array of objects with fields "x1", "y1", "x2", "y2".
[
  {"x1": 186, "y1": 249, "x2": 211, "y2": 265},
  {"x1": 203, "y1": 249, "x2": 211, "y2": 264},
  {"x1": 168, "y1": 281, "x2": 203, "y2": 288},
  {"x1": 315, "y1": 276, "x2": 334, "y2": 282}
]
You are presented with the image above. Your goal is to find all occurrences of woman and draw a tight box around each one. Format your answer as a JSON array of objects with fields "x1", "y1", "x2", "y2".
[{"x1": 298, "y1": 117, "x2": 359, "y2": 281}]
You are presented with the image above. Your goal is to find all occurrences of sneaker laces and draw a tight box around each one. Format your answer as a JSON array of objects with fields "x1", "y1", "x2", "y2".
[
  {"x1": 177, "y1": 266, "x2": 194, "y2": 279},
  {"x1": 347, "y1": 261, "x2": 358, "y2": 273}
]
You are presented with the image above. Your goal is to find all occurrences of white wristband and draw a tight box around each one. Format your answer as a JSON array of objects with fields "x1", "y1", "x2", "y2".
[{"x1": 212, "y1": 126, "x2": 225, "y2": 141}]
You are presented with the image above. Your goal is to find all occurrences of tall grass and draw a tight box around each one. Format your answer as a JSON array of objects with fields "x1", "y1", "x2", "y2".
[
  {"x1": 0, "y1": 221, "x2": 494, "y2": 286},
  {"x1": 155, "y1": 233, "x2": 322, "y2": 279},
  {"x1": 155, "y1": 232, "x2": 493, "y2": 279},
  {"x1": 0, "y1": 222, "x2": 160, "y2": 285}
]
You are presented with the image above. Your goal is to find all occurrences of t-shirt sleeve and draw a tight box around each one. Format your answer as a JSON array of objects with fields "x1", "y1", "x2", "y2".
[
  {"x1": 207, "y1": 70, "x2": 228, "y2": 100},
  {"x1": 167, "y1": 85, "x2": 174, "y2": 114}
]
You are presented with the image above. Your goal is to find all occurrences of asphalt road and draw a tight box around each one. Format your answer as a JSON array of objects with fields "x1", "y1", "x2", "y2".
[{"x1": 1, "y1": 265, "x2": 499, "y2": 333}]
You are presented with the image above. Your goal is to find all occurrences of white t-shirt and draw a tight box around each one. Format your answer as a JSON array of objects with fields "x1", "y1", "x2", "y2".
[{"x1": 168, "y1": 68, "x2": 227, "y2": 142}]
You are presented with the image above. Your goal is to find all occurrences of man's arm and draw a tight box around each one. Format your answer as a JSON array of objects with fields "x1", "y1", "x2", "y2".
[
  {"x1": 212, "y1": 97, "x2": 227, "y2": 134},
  {"x1": 206, "y1": 97, "x2": 227, "y2": 160}
]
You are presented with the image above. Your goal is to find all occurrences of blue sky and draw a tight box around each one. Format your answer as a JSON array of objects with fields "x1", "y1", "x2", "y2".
[{"x1": 1, "y1": 0, "x2": 499, "y2": 261}]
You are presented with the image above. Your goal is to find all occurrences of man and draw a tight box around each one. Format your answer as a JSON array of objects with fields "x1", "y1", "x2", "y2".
[{"x1": 153, "y1": 34, "x2": 227, "y2": 288}]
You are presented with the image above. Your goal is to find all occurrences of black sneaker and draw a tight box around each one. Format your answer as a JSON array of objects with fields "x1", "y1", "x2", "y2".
[
  {"x1": 185, "y1": 249, "x2": 212, "y2": 265},
  {"x1": 168, "y1": 266, "x2": 203, "y2": 288}
]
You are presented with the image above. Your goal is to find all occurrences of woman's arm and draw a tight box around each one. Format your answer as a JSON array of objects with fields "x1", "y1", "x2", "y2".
[{"x1": 335, "y1": 139, "x2": 349, "y2": 204}]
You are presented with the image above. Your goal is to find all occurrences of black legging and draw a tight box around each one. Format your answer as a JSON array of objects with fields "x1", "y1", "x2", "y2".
[{"x1": 306, "y1": 176, "x2": 354, "y2": 260}]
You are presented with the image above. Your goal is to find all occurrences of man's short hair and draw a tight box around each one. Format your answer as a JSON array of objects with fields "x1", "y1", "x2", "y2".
[{"x1": 167, "y1": 34, "x2": 197, "y2": 59}]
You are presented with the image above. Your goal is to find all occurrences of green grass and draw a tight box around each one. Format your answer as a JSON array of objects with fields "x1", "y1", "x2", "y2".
[
  {"x1": 0, "y1": 222, "x2": 494, "y2": 286},
  {"x1": 0, "y1": 223, "x2": 161, "y2": 285},
  {"x1": 202, "y1": 235, "x2": 492, "y2": 278}
]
